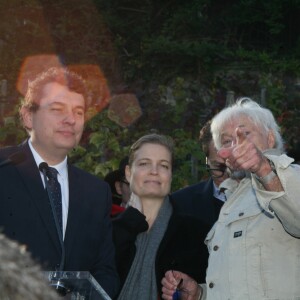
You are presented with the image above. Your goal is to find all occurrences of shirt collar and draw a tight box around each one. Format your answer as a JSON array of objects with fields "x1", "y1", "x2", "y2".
[
  {"x1": 213, "y1": 181, "x2": 226, "y2": 202},
  {"x1": 28, "y1": 139, "x2": 68, "y2": 178}
]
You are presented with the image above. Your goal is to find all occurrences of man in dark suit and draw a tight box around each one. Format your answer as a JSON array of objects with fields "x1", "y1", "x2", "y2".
[
  {"x1": 161, "y1": 121, "x2": 228, "y2": 299},
  {"x1": 171, "y1": 120, "x2": 228, "y2": 228},
  {"x1": 0, "y1": 67, "x2": 119, "y2": 298}
]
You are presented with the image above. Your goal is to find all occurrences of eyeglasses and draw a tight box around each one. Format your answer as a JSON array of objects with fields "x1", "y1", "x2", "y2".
[
  {"x1": 201, "y1": 163, "x2": 227, "y2": 178},
  {"x1": 201, "y1": 156, "x2": 228, "y2": 178}
]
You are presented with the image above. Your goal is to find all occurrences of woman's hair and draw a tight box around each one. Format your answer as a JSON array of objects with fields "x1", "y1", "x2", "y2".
[
  {"x1": 211, "y1": 97, "x2": 284, "y2": 152},
  {"x1": 128, "y1": 133, "x2": 174, "y2": 167}
]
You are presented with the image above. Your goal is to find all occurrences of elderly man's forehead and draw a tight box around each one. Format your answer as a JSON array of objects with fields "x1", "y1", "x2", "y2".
[
  {"x1": 225, "y1": 114, "x2": 257, "y2": 126},
  {"x1": 221, "y1": 117, "x2": 261, "y2": 133}
]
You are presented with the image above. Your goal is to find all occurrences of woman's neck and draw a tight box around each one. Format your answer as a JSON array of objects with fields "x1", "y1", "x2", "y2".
[{"x1": 141, "y1": 197, "x2": 164, "y2": 229}]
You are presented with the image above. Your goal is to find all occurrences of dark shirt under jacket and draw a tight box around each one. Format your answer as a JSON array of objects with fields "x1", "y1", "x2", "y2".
[
  {"x1": 171, "y1": 178, "x2": 224, "y2": 229},
  {"x1": 112, "y1": 197, "x2": 211, "y2": 297},
  {"x1": 0, "y1": 141, "x2": 119, "y2": 299}
]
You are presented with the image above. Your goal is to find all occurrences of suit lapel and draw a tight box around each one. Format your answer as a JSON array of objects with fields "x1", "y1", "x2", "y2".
[
  {"x1": 195, "y1": 179, "x2": 214, "y2": 205},
  {"x1": 194, "y1": 178, "x2": 214, "y2": 201},
  {"x1": 64, "y1": 164, "x2": 82, "y2": 255},
  {"x1": 16, "y1": 142, "x2": 61, "y2": 253},
  {"x1": 194, "y1": 178, "x2": 218, "y2": 224}
]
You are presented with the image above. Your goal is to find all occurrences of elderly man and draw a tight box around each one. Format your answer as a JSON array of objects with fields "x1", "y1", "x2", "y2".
[{"x1": 162, "y1": 98, "x2": 300, "y2": 300}]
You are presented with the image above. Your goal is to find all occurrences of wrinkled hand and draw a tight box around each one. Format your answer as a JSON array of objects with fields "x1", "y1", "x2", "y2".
[
  {"x1": 161, "y1": 270, "x2": 201, "y2": 300},
  {"x1": 127, "y1": 192, "x2": 142, "y2": 211},
  {"x1": 218, "y1": 127, "x2": 267, "y2": 175}
]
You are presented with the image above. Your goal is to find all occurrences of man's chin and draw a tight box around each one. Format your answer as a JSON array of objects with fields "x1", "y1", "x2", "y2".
[{"x1": 56, "y1": 141, "x2": 78, "y2": 153}]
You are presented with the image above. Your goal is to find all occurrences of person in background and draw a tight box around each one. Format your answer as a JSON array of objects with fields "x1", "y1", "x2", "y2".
[
  {"x1": 172, "y1": 120, "x2": 228, "y2": 227},
  {"x1": 162, "y1": 98, "x2": 300, "y2": 300},
  {"x1": 105, "y1": 156, "x2": 130, "y2": 216},
  {"x1": 160, "y1": 120, "x2": 228, "y2": 300},
  {"x1": 0, "y1": 67, "x2": 119, "y2": 298},
  {"x1": 287, "y1": 141, "x2": 300, "y2": 164},
  {"x1": 113, "y1": 133, "x2": 210, "y2": 300},
  {"x1": 0, "y1": 233, "x2": 58, "y2": 300},
  {"x1": 114, "y1": 156, "x2": 131, "y2": 208}
]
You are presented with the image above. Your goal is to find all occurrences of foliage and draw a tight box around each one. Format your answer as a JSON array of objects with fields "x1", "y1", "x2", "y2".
[
  {"x1": 0, "y1": 101, "x2": 27, "y2": 147},
  {"x1": 1, "y1": 0, "x2": 300, "y2": 191},
  {"x1": 97, "y1": 0, "x2": 300, "y2": 80},
  {"x1": 69, "y1": 108, "x2": 131, "y2": 178},
  {"x1": 69, "y1": 101, "x2": 207, "y2": 191}
]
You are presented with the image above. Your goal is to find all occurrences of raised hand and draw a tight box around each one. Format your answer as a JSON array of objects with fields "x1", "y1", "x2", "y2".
[{"x1": 218, "y1": 127, "x2": 267, "y2": 175}]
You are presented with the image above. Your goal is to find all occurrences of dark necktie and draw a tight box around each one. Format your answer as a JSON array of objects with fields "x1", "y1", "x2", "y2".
[{"x1": 46, "y1": 167, "x2": 63, "y2": 234}]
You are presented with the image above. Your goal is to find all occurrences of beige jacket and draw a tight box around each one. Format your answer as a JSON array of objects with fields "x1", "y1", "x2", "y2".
[{"x1": 203, "y1": 153, "x2": 300, "y2": 300}]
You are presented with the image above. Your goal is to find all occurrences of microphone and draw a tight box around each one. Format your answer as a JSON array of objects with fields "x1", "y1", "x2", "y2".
[
  {"x1": 39, "y1": 162, "x2": 49, "y2": 174},
  {"x1": 39, "y1": 162, "x2": 69, "y2": 296},
  {"x1": 0, "y1": 152, "x2": 26, "y2": 168}
]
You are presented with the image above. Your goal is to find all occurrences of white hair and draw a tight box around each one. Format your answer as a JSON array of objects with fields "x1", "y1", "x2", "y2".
[{"x1": 211, "y1": 97, "x2": 284, "y2": 152}]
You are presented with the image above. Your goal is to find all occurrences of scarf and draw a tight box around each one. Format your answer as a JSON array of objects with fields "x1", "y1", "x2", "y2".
[{"x1": 117, "y1": 196, "x2": 172, "y2": 300}]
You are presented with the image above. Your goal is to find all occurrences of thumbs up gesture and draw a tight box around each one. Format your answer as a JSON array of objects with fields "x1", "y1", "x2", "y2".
[{"x1": 218, "y1": 127, "x2": 267, "y2": 175}]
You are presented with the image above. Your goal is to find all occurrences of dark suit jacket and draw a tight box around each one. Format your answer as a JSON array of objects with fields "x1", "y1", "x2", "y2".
[
  {"x1": 112, "y1": 199, "x2": 211, "y2": 297},
  {"x1": 0, "y1": 141, "x2": 119, "y2": 298},
  {"x1": 171, "y1": 178, "x2": 222, "y2": 228}
]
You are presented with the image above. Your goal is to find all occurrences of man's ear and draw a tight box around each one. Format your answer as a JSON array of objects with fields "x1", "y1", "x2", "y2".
[
  {"x1": 267, "y1": 130, "x2": 276, "y2": 149},
  {"x1": 20, "y1": 107, "x2": 33, "y2": 130}
]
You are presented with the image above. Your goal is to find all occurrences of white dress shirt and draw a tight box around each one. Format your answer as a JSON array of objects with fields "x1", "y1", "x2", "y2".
[
  {"x1": 212, "y1": 181, "x2": 226, "y2": 202},
  {"x1": 28, "y1": 139, "x2": 69, "y2": 239}
]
